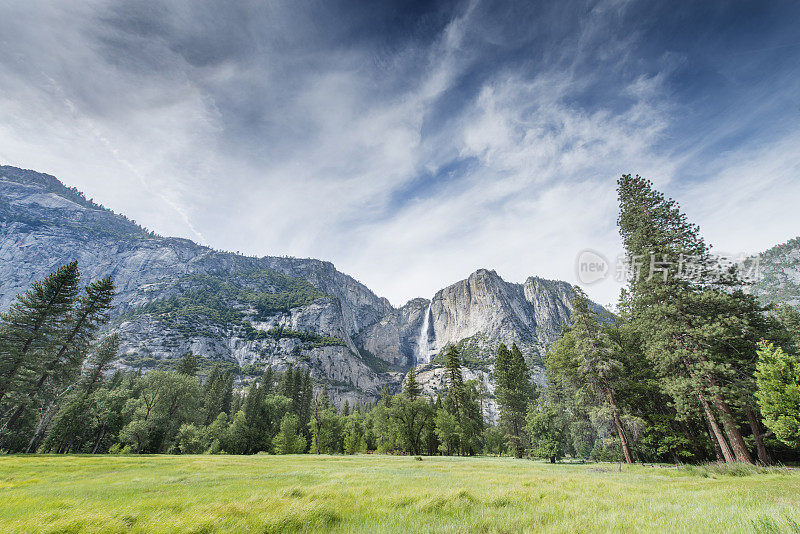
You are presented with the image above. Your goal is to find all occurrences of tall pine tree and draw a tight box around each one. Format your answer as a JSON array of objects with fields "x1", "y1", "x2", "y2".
[
  {"x1": 569, "y1": 287, "x2": 633, "y2": 463},
  {"x1": 494, "y1": 343, "x2": 533, "y2": 457},
  {"x1": 617, "y1": 174, "x2": 754, "y2": 463},
  {"x1": 0, "y1": 261, "x2": 80, "y2": 405}
]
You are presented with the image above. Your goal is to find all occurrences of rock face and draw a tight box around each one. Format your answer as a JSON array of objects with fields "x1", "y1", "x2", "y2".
[
  {"x1": 0, "y1": 166, "x2": 394, "y2": 403},
  {"x1": 0, "y1": 165, "x2": 602, "y2": 411},
  {"x1": 426, "y1": 270, "x2": 576, "y2": 361}
]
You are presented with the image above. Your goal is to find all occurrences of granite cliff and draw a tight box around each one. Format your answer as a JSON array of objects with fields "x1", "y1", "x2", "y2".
[{"x1": 1, "y1": 165, "x2": 604, "y2": 413}]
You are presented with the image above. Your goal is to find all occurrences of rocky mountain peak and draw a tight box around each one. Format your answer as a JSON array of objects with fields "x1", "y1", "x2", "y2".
[{"x1": 1, "y1": 165, "x2": 604, "y2": 411}]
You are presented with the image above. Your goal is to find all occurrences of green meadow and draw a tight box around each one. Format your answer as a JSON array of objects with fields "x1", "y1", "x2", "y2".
[{"x1": 0, "y1": 455, "x2": 798, "y2": 533}]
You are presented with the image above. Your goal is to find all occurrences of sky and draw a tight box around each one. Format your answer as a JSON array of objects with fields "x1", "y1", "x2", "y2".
[{"x1": 1, "y1": 0, "x2": 799, "y2": 308}]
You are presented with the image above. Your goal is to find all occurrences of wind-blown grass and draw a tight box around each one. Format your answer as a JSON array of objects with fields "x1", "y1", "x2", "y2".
[{"x1": 0, "y1": 455, "x2": 798, "y2": 533}]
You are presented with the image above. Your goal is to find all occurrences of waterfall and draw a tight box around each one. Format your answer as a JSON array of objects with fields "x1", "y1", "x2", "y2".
[{"x1": 416, "y1": 303, "x2": 432, "y2": 365}]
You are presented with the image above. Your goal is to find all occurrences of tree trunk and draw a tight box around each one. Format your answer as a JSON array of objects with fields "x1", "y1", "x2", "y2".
[
  {"x1": 745, "y1": 405, "x2": 771, "y2": 465},
  {"x1": 605, "y1": 383, "x2": 633, "y2": 464},
  {"x1": 704, "y1": 412, "x2": 724, "y2": 462},
  {"x1": 92, "y1": 425, "x2": 106, "y2": 454},
  {"x1": 712, "y1": 392, "x2": 753, "y2": 464},
  {"x1": 699, "y1": 393, "x2": 734, "y2": 463}
]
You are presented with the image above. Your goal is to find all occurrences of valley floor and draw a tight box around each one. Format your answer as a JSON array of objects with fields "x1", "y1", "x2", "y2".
[{"x1": 0, "y1": 455, "x2": 798, "y2": 533}]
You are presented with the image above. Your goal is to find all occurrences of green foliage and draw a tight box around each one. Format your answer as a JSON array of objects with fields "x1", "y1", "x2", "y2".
[
  {"x1": 83, "y1": 334, "x2": 120, "y2": 392},
  {"x1": 176, "y1": 352, "x2": 199, "y2": 377},
  {"x1": 434, "y1": 408, "x2": 460, "y2": 455},
  {"x1": 775, "y1": 305, "x2": 800, "y2": 353},
  {"x1": 6, "y1": 199, "x2": 800, "y2": 466},
  {"x1": 568, "y1": 287, "x2": 633, "y2": 463},
  {"x1": 526, "y1": 400, "x2": 569, "y2": 462},
  {"x1": 204, "y1": 413, "x2": 229, "y2": 454},
  {"x1": 430, "y1": 346, "x2": 485, "y2": 456},
  {"x1": 390, "y1": 393, "x2": 433, "y2": 455},
  {"x1": 273, "y1": 414, "x2": 307, "y2": 454},
  {"x1": 355, "y1": 347, "x2": 397, "y2": 373},
  {"x1": 482, "y1": 425, "x2": 508, "y2": 456},
  {"x1": 243, "y1": 324, "x2": 344, "y2": 348},
  {"x1": 429, "y1": 334, "x2": 494, "y2": 370},
  {"x1": 239, "y1": 363, "x2": 264, "y2": 376},
  {"x1": 119, "y1": 371, "x2": 200, "y2": 453},
  {"x1": 117, "y1": 352, "x2": 240, "y2": 377},
  {"x1": 176, "y1": 424, "x2": 204, "y2": 454},
  {"x1": 225, "y1": 411, "x2": 251, "y2": 454},
  {"x1": 494, "y1": 343, "x2": 533, "y2": 457},
  {"x1": 0, "y1": 262, "x2": 116, "y2": 451},
  {"x1": 615, "y1": 174, "x2": 776, "y2": 465},
  {"x1": 0, "y1": 261, "x2": 80, "y2": 408},
  {"x1": 756, "y1": 342, "x2": 800, "y2": 448},
  {"x1": 121, "y1": 270, "x2": 328, "y2": 335},
  {"x1": 310, "y1": 403, "x2": 344, "y2": 454},
  {"x1": 751, "y1": 236, "x2": 800, "y2": 309},
  {"x1": 404, "y1": 366, "x2": 421, "y2": 400},
  {"x1": 343, "y1": 412, "x2": 367, "y2": 455}
]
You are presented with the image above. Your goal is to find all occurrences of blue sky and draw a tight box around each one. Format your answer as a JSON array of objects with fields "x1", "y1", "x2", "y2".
[{"x1": 1, "y1": 0, "x2": 799, "y2": 306}]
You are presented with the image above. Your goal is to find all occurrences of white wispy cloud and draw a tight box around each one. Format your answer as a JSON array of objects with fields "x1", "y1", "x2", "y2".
[{"x1": 0, "y1": 0, "x2": 798, "y2": 308}]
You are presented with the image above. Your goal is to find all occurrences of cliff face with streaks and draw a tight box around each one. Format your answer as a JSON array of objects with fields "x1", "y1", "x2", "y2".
[{"x1": 0, "y1": 165, "x2": 604, "y2": 411}]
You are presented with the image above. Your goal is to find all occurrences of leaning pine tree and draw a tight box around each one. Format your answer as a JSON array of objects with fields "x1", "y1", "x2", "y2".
[
  {"x1": 617, "y1": 174, "x2": 755, "y2": 464},
  {"x1": 0, "y1": 261, "x2": 80, "y2": 406}
]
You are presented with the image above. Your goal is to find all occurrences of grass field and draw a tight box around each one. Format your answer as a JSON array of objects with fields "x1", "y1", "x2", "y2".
[{"x1": 1, "y1": 455, "x2": 799, "y2": 533}]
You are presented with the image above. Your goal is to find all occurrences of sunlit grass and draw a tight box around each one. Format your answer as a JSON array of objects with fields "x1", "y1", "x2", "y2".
[{"x1": 0, "y1": 455, "x2": 798, "y2": 533}]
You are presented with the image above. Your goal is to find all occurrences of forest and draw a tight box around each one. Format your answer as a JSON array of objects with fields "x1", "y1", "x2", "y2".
[{"x1": 1, "y1": 175, "x2": 799, "y2": 464}]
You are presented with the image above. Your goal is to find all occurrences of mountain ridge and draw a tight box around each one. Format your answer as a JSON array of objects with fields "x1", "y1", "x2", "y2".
[{"x1": 0, "y1": 165, "x2": 605, "y2": 414}]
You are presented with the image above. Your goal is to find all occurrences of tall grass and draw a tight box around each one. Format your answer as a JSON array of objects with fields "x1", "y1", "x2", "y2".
[
  {"x1": 0, "y1": 455, "x2": 798, "y2": 533},
  {"x1": 683, "y1": 461, "x2": 790, "y2": 478}
]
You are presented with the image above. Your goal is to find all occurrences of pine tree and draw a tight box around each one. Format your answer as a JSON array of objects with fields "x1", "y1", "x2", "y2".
[
  {"x1": 202, "y1": 365, "x2": 222, "y2": 425},
  {"x1": 83, "y1": 334, "x2": 120, "y2": 393},
  {"x1": 221, "y1": 372, "x2": 234, "y2": 416},
  {"x1": 279, "y1": 365, "x2": 295, "y2": 399},
  {"x1": 404, "y1": 365, "x2": 421, "y2": 400},
  {"x1": 444, "y1": 345, "x2": 464, "y2": 416},
  {"x1": 177, "y1": 352, "x2": 199, "y2": 377},
  {"x1": 569, "y1": 287, "x2": 633, "y2": 463},
  {"x1": 320, "y1": 384, "x2": 330, "y2": 408},
  {"x1": 2, "y1": 276, "x2": 115, "y2": 441},
  {"x1": 0, "y1": 261, "x2": 80, "y2": 405},
  {"x1": 438, "y1": 345, "x2": 484, "y2": 455},
  {"x1": 242, "y1": 380, "x2": 261, "y2": 452},
  {"x1": 343, "y1": 412, "x2": 367, "y2": 454},
  {"x1": 31, "y1": 277, "x2": 115, "y2": 395},
  {"x1": 617, "y1": 174, "x2": 754, "y2": 464},
  {"x1": 494, "y1": 343, "x2": 533, "y2": 457},
  {"x1": 309, "y1": 389, "x2": 342, "y2": 455},
  {"x1": 299, "y1": 369, "x2": 313, "y2": 441},
  {"x1": 290, "y1": 366, "x2": 303, "y2": 413},
  {"x1": 261, "y1": 366, "x2": 274, "y2": 395}
]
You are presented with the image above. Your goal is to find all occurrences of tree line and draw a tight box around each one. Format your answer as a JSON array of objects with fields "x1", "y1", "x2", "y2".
[
  {"x1": 524, "y1": 175, "x2": 800, "y2": 464},
  {"x1": 1, "y1": 175, "x2": 799, "y2": 461}
]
